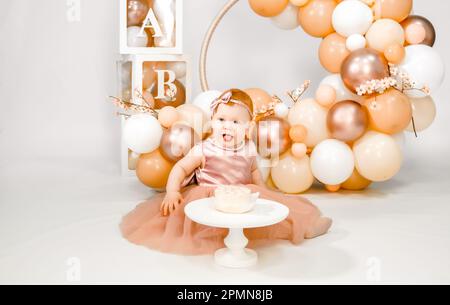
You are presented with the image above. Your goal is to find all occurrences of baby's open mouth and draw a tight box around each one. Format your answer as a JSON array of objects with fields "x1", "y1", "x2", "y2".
[{"x1": 222, "y1": 132, "x2": 234, "y2": 143}]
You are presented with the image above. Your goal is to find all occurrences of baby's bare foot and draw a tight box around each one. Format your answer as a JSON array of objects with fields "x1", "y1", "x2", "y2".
[{"x1": 305, "y1": 217, "x2": 332, "y2": 239}]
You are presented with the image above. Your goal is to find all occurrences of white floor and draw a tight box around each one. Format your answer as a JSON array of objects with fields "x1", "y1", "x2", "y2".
[{"x1": 0, "y1": 156, "x2": 449, "y2": 285}]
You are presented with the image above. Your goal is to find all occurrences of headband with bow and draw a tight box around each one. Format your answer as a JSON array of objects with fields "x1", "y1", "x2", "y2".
[{"x1": 209, "y1": 91, "x2": 253, "y2": 119}]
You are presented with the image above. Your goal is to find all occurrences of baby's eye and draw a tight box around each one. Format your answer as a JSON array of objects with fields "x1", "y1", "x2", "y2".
[
  {"x1": 233, "y1": 120, "x2": 239, "y2": 124},
  {"x1": 219, "y1": 118, "x2": 225, "y2": 122}
]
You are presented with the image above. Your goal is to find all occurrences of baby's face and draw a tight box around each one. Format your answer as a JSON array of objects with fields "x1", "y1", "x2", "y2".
[{"x1": 211, "y1": 103, "x2": 252, "y2": 148}]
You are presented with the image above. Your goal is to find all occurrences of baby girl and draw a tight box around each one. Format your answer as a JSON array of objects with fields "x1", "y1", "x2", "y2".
[{"x1": 120, "y1": 89, "x2": 332, "y2": 255}]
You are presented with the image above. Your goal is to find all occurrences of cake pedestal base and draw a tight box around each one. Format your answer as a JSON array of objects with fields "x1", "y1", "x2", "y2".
[{"x1": 214, "y1": 228, "x2": 257, "y2": 268}]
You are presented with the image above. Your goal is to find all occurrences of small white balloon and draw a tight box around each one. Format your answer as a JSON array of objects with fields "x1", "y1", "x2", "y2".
[
  {"x1": 332, "y1": 0, "x2": 373, "y2": 37},
  {"x1": 274, "y1": 103, "x2": 289, "y2": 118},
  {"x1": 271, "y1": 3, "x2": 300, "y2": 30},
  {"x1": 398, "y1": 45, "x2": 445, "y2": 98},
  {"x1": 127, "y1": 26, "x2": 149, "y2": 47},
  {"x1": 319, "y1": 74, "x2": 362, "y2": 102},
  {"x1": 311, "y1": 139, "x2": 355, "y2": 185},
  {"x1": 166, "y1": 61, "x2": 187, "y2": 79},
  {"x1": 346, "y1": 34, "x2": 366, "y2": 52},
  {"x1": 192, "y1": 90, "x2": 222, "y2": 118},
  {"x1": 123, "y1": 114, "x2": 163, "y2": 154}
]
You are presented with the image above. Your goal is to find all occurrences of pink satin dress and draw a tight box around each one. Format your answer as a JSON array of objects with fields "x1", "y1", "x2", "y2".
[{"x1": 120, "y1": 139, "x2": 322, "y2": 255}]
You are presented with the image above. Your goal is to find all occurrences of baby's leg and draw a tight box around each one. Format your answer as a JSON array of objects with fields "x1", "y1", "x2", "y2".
[{"x1": 305, "y1": 217, "x2": 332, "y2": 239}]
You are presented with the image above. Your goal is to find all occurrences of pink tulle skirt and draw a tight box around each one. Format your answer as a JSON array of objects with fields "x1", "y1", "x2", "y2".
[{"x1": 120, "y1": 184, "x2": 321, "y2": 255}]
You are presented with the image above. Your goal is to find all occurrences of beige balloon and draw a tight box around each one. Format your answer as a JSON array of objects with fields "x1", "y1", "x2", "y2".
[
  {"x1": 366, "y1": 19, "x2": 405, "y2": 53},
  {"x1": 176, "y1": 104, "x2": 208, "y2": 138},
  {"x1": 353, "y1": 131, "x2": 403, "y2": 182},
  {"x1": 271, "y1": 153, "x2": 314, "y2": 194},
  {"x1": 288, "y1": 98, "x2": 330, "y2": 148},
  {"x1": 406, "y1": 96, "x2": 437, "y2": 133}
]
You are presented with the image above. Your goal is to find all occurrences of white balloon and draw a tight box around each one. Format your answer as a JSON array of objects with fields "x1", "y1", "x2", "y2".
[
  {"x1": 271, "y1": 3, "x2": 299, "y2": 30},
  {"x1": 392, "y1": 132, "x2": 406, "y2": 154},
  {"x1": 288, "y1": 98, "x2": 330, "y2": 148},
  {"x1": 310, "y1": 139, "x2": 355, "y2": 185},
  {"x1": 274, "y1": 103, "x2": 289, "y2": 118},
  {"x1": 120, "y1": 62, "x2": 132, "y2": 88},
  {"x1": 123, "y1": 114, "x2": 163, "y2": 154},
  {"x1": 332, "y1": 0, "x2": 373, "y2": 37},
  {"x1": 166, "y1": 61, "x2": 187, "y2": 79},
  {"x1": 346, "y1": 34, "x2": 366, "y2": 52},
  {"x1": 192, "y1": 90, "x2": 222, "y2": 118},
  {"x1": 398, "y1": 45, "x2": 445, "y2": 97},
  {"x1": 319, "y1": 74, "x2": 362, "y2": 102},
  {"x1": 127, "y1": 26, "x2": 148, "y2": 47}
]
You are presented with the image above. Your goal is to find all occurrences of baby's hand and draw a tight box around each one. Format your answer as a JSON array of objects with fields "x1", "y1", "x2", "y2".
[{"x1": 160, "y1": 191, "x2": 184, "y2": 216}]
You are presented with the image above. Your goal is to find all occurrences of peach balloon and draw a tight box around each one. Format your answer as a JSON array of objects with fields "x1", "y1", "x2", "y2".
[
  {"x1": 158, "y1": 106, "x2": 179, "y2": 128},
  {"x1": 288, "y1": 98, "x2": 330, "y2": 148},
  {"x1": 353, "y1": 131, "x2": 403, "y2": 182},
  {"x1": 384, "y1": 44, "x2": 405, "y2": 64},
  {"x1": 405, "y1": 24, "x2": 427, "y2": 45},
  {"x1": 127, "y1": 0, "x2": 149, "y2": 26},
  {"x1": 244, "y1": 88, "x2": 272, "y2": 113},
  {"x1": 406, "y1": 96, "x2": 436, "y2": 133},
  {"x1": 249, "y1": 0, "x2": 289, "y2": 17},
  {"x1": 289, "y1": 124, "x2": 308, "y2": 143},
  {"x1": 290, "y1": 0, "x2": 309, "y2": 6},
  {"x1": 401, "y1": 15, "x2": 436, "y2": 47},
  {"x1": 325, "y1": 185, "x2": 341, "y2": 192},
  {"x1": 291, "y1": 143, "x2": 308, "y2": 159},
  {"x1": 373, "y1": 0, "x2": 413, "y2": 23},
  {"x1": 364, "y1": 89, "x2": 412, "y2": 135},
  {"x1": 319, "y1": 33, "x2": 351, "y2": 73},
  {"x1": 366, "y1": 19, "x2": 405, "y2": 53},
  {"x1": 298, "y1": 0, "x2": 337, "y2": 38},
  {"x1": 341, "y1": 169, "x2": 372, "y2": 191},
  {"x1": 176, "y1": 104, "x2": 208, "y2": 138},
  {"x1": 271, "y1": 153, "x2": 314, "y2": 194},
  {"x1": 315, "y1": 84, "x2": 337, "y2": 107},
  {"x1": 136, "y1": 149, "x2": 174, "y2": 190}
]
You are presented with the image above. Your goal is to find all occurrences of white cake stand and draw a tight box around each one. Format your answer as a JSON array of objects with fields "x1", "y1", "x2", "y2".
[{"x1": 185, "y1": 198, "x2": 289, "y2": 268}]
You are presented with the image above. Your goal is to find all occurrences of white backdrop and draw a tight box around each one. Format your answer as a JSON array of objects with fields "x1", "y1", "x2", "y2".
[{"x1": 0, "y1": 0, "x2": 449, "y2": 174}]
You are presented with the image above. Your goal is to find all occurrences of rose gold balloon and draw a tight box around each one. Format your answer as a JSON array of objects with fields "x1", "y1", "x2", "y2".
[
  {"x1": 384, "y1": 44, "x2": 405, "y2": 64},
  {"x1": 151, "y1": 80, "x2": 186, "y2": 109},
  {"x1": 160, "y1": 124, "x2": 200, "y2": 163},
  {"x1": 249, "y1": 0, "x2": 289, "y2": 17},
  {"x1": 401, "y1": 15, "x2": 436, "y2": 47},
  {"x1": 136, "y1": 149, "x2": 174, "y2": 189},
  {"x1": 364, "y1": 89, "x2": 412, "y2": 135},
  {"x1": 341, "y1": 48, "x2": 390, "y2": 94},
  {"x1": 327, "y1": 100, "x2": 368, "y2": 142},
  {"x1": 319, "y1": 33, "x2": 350, "y2": 73},
  {"x1": 252, "y1": 117, "x2": 292, "y2": 159},
  {"x1": 127, "y1": 0, "x2": 149, "y2": 26},
  {"x1": 298, "y1": 0, "x2": 337, "y2": 38},
  {"x1": 373, "y1": 0, "x2": 412, "y2": 22}
]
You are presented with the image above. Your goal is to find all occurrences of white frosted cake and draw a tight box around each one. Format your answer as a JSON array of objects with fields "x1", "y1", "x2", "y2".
[{"x1": 213, "y1": 185, "x2": 258, "y2": 214}]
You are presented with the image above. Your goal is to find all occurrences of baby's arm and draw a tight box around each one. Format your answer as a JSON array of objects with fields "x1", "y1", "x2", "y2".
[{"x1": 161, "y1": 146, "x2": 204, "y2": 216}]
